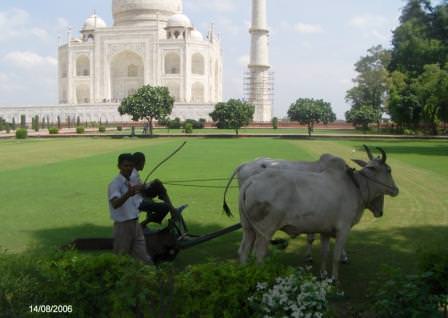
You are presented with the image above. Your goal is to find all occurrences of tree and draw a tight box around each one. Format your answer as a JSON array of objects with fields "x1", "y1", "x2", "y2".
[
  {"x1": 386, "y1": 71, "x2": 422, "y2": 130},
  {"x1": 209, "y1": 99, "x2": 254, "y2": 135},
  {"x1": 389, "y1": 0, "x2": 444, "y2": 76},
  {"x1": 345, "y1": 105, "x2": 382, "y2": 132},
  {"x1": 399, "y1": 0, "x2": 432, "y2": 25},
  {"x1": 385, "y1": 0, "x2": 448, "y2": 133},
  {"x1": 413, "y1": 64, "x2": 448, "y2": 134},
  {"x1": 118, "y1": 85, "x2": 174, "y2": 136},
  {"x1": 431, "y1": 2, "x2": 448, "y2": 48},
  {"x1": 345, "y1": 45, "x2": 391, "y2": 129},
  {"x1": 20, "y1": 115, "x2": 26, "y2": 129},
  {"x1": 287, "y1": 98, "x2": 336, "y2": 136},
  {"x1": 34, "y1": 115, "x2": 39, "y2": 132}
]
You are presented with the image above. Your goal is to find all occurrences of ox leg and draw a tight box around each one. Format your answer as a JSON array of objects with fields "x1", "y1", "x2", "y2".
[
  {"x1": 305, "y1": 234, "x2": 315, "y2": 263},
  {"x1": 332, "y1": 230, "x2": 349, "y2": 282},
  {"x1": 320, "y1": 234, "x2": 330, "y2": 278},
  {"x1": 239, "y1": 226, "x2": 256, "y2": 264},
  {"x1": 340, "y1": 247, "x2": 349, "y2": 264},
  {"x1": 254, "y1": 235, "x2": 270, "y2": 263}
]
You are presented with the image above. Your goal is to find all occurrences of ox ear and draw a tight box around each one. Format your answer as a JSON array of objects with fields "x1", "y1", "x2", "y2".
[{"x1": 352, "y1": 159, "x2": 367, "y2": 167}]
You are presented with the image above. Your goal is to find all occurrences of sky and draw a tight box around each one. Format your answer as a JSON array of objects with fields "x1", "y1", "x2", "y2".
[{"x1": 0, "y1": 0, "x2": 439, "y2": 119}]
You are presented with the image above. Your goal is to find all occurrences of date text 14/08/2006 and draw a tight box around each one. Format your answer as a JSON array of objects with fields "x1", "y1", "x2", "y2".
[{"x1": 30, "y1": 305, "x2": 73, "y2": 313}]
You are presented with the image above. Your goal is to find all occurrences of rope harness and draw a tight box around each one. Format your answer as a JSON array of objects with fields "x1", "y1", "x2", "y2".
[
  {"x1": 143, "y1": 141, "x2": 187, "y2": 184},
  {"x1": 347, "y1": 167, "x2": 396, "y2": 208},
  {"x1": 163, "y1": 178, "x2": 238, "y2": 189},
  {"x1": 358, "y1": 170, "x2": 397, "y2": 192}
]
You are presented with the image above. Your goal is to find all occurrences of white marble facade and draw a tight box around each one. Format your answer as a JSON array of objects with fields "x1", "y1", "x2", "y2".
[{"x1": 1, "y1": 0, "x2": 223, "y2": 123}]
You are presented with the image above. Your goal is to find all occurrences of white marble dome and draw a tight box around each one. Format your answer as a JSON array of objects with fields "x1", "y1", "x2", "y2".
[
  {"x1": 167, "y1": 14, "x2": 192, "y2": 28},
  {"x1": 113, "y1": 0, "x2": 183, "y2": 25},
  {"x1": 82, "y1": 14, "x2": 107, "y2": 30},
  {"x1": 190, "y1": 29, "x2": 203, "y2": 41}
]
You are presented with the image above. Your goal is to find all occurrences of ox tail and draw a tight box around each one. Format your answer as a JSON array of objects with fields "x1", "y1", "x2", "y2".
[
  {"x1": 222, "y1": 165, "x2": 242, "y2": 217},
  {"x1": 239, "y1": 180, "x2": 274, "y2": 243}
]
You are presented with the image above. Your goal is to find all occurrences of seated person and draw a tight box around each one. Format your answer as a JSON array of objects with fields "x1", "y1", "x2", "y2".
[{"x1": 130, "y1": 152, "x2": 188, "y2": 236}]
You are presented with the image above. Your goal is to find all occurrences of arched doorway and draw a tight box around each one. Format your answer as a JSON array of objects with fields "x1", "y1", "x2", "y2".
[
  {"x1": 76, "y1": 56, "x2": 90, "y2": 76},
  {"x1": 165, "y1": 53, "x2": 181, "y2": 74},
  {"x1": 110, "y1": 51, "x2": 144, "y2": 101},
  {"x1": 191, "y1": 82, "x2": 204, "y2": 103},
  {"x1": 76, "y1": 84, "x2": 90, "y2": 104}
]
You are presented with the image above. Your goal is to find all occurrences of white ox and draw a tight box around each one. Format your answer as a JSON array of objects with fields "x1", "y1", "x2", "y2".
[
  {"x1": 223, "y1": 150, "x2": 384, "y2": 263},
  {"x1": 231, "y1": 147, "x2": 399, "y2": 280}
]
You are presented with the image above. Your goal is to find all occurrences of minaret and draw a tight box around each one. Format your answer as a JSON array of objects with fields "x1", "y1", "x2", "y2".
[{"x1": 247, "y1": 0, "x2": 272, "y2": 122}]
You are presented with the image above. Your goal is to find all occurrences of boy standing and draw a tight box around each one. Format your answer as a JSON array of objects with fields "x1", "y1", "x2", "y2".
[{"x1": 108, "y1": 153, "x2": 153, "y2": 264}]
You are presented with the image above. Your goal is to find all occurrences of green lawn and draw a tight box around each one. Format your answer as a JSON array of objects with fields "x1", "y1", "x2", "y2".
[{"x1": 0, "y1": 137, "x2": 447, "y2": 307}]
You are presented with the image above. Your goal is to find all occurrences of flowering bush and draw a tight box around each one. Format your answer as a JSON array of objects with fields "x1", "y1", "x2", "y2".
[{"x1": 249, "y1": 267, "x2": 334, "y2": 318}]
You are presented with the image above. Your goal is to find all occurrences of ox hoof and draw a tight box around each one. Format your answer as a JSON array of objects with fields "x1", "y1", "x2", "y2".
[{"x1": 319, "y1": 270, "x2": 328, "y2": 279}]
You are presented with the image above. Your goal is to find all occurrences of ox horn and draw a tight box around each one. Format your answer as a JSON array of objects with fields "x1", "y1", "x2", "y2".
[
  {"x1": 363, "y1": 144, "x2": 374, "y2": 160},
  {"x1": 377, "y1": 147, "x2": 387, "y2": 163}
]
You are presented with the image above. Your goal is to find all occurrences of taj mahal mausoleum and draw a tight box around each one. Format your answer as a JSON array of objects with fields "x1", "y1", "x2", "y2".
[{"x1": 0, "y1": 0, "x2": 223, "y2": 124}]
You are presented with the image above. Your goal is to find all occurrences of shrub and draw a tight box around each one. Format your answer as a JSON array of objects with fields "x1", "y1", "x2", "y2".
[
  {"x1": 167, "y1": 118, "x2": 182, "y2": 129},
  {"x1": 116, "y1": 126, "x2": 123, "y2": 131},
  {"x1": 184, "y1": 119, "x2": 204, "y2": 129},
  {"x1": 98, "y1": 126, "x2": 106, "y2": 133},
  {"x1": 272, "y1": 117, "x2": 279, "y2": 129},
  {"x1": 171, "y1": 258, "x2": 295, "y2": 317},
  {"x1": 369, "y1": 266, "x2": 442, "y2": 318},
  {"x1": 76, "y1": 127, "x2": 85, "y2": 134},
  {"x1": 48, "y1": 127, "x2": 59, "y2": 134},
  {"x1": 0, "y1": 251, "x2": 159, "y2": 318},
  {"x1": 15, "y1": 128, "x2": 27, "y2": 139},
  {"x1": 5, "y1": 124, "x2": 11, "y2": 133},
  {"x1": 183, "y1": 122, "x2": 193, "y2": 134},
  {"x1": 1, "y1": 251, "x2": 332, "y2": 318},
  {"x1": 158, "y1": 118, "x2": 169, "y2": 127},
  {"x1": 418, "y1": 249, "x2": 448, "y2": 296},
  {"x1": 403, "y1": 129, "x2": 415, "y2": 135}
]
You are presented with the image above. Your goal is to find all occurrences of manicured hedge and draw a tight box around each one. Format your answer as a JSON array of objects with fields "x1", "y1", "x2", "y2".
[
  {"x1": 76, "y1": 127, "x2": 85, "y2": 134},
  {"x1": 15, "y1": 128, "x2": 28, "y2": 139},
  {"x1": 48, "y1": 127, "x2": 59, "y2": 134}
]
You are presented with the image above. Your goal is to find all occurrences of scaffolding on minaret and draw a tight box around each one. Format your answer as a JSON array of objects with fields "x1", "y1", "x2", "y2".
[{"x1": 243, "y1": 70, "x2": 274, "y2": 118}]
